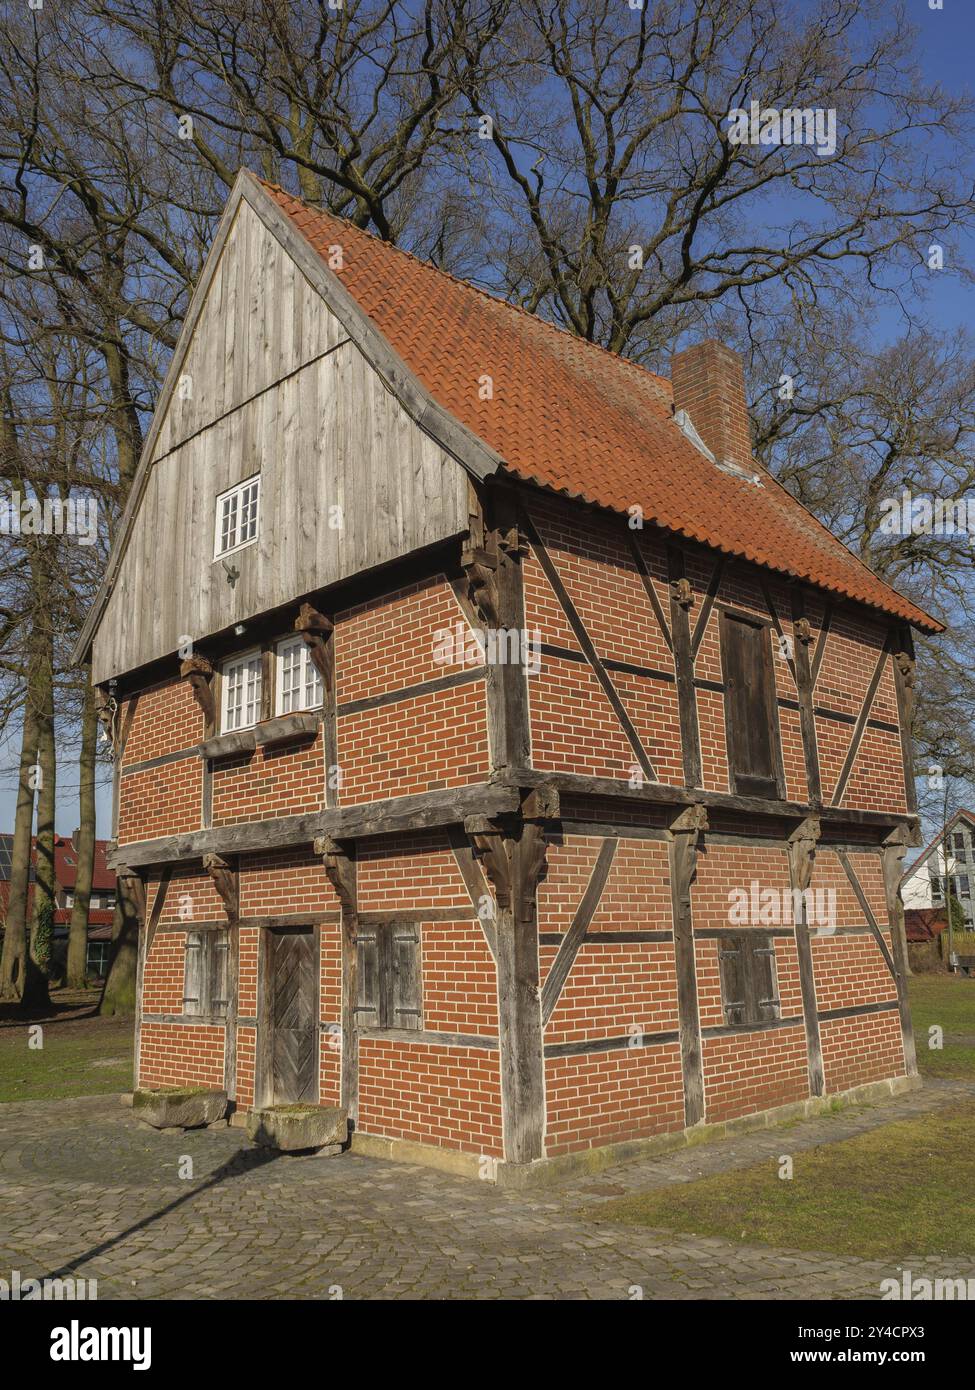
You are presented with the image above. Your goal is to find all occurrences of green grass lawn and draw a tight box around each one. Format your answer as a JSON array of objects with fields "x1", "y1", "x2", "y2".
[
  {"x1": 0, "y1": 991, "x2": 133, "y2": 1103},
  {"x1": 909, "y1": 972, "x2": 975, "y2": 1079},
  {"x1": 590, "y1": 1101, "x2": 975, "y2": 1260}
]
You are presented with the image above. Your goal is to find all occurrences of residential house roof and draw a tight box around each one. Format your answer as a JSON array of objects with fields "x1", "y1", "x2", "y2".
[{"x1": 259, "y1": 177, "x2": 941, "y2": 634}]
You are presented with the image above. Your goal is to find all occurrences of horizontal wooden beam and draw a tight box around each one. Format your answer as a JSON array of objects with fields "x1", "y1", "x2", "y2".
[
  {"x1": 511, "y1": 768, "x2": 917, "y2": 831},
  {"x1": 109, "y1": 783, "x2": 523, "y2": 869},
  {"x1": 109, "y1": 770, "x2": 917, "y2": 871}
]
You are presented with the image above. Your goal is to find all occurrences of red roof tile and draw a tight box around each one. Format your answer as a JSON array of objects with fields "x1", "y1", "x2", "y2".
[{"x1": 260, "y1": 179, "x2": 940, "y2": 633}]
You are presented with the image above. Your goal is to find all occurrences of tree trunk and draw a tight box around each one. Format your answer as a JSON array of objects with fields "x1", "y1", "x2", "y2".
[
  {"x1": 0, "y1": 702, "x2": 41, "y2": 1002},
  {"x1": 27, "y1": 558, "x2": 55, "y2": 1008},
  {"x1": 98, "y1": 873, "x2": 141, "y2": 1017},
  {"x1": 66, "y1": 679, "x2": 98, "y2": 988}
]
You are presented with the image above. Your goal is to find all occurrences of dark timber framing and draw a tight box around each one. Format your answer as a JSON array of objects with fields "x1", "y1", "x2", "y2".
[
  {"x1": 669, "y1": 805, "x2": 707, "y2": 1127},
  {"x1": 668, "y1": 546, "x2": 704, "y2": 788},
  {"x1": 315, "y1": 836, "x2": 359, "y2": 1117},
  {"x1": 540, "y1": 838, "x2": 618, "y2": 1025},
  {"x1": 467, "y1": 794, "x2": 550, "y2": 1165},
  {"x1": 836, "y1": 848, "x2": 917, "y2": 1078},
  {"x1": 830, "y1": 633, "x2": 894, "y2": 807},
  {"x1": 787, "y1": 817, "x2": 825, "y2": 1097},
  {"x1": 520, "y1": 503, "x2": 658, "y2": 784}
]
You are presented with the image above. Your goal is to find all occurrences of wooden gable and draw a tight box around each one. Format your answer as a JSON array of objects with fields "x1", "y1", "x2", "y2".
[{"x1": 84, "y1": 182, "x2": 478, "y2": 686}]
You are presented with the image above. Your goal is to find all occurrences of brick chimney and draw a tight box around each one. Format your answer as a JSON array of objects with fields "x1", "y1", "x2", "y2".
[{"x1": 670, "y1": 339, "x2": 756, "y2": 472}]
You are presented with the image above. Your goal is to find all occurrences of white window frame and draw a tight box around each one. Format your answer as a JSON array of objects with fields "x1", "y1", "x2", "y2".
[
  {"x1": 214, "y1": 474, "x2": 261, "y2": 559},
  {"x1": 221, "y1": 648, "x2": 263, "y2": 732},
  {"x1": 275, "y1": 635, "x2": 324, "y2": 716}
]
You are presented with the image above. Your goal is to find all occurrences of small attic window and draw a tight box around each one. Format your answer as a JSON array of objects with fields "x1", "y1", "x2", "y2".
[{"x1": 214, "y1": 475, "x2": 260, "y2": 558}]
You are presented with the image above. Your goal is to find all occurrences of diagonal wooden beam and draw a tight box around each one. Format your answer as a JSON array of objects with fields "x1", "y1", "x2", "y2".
[
  {"x1": 835, "y1": 850, "x2": 897, "y2": 979},
  {"x1": 690, "y1": 557, "x2": 725, "y2": 660},
  {"x1": 759, "y1": 577, "x2": 797, "y2": 684},
  {"x1": 447, "y1": 824, "x2": 498, "y2": 963},
  {"x1": 829, "y1": 635, "x2": 894, "y2": 808},
  {"x1": 667, "y1": 546, "x2": 703, "y2": 789},
  {"x1": 810, "y1": 604, "x2": 832, "y2": 689},
  {"x1": 521, "y1": 505, "x2": 657, "y2": 783},
  {"x1": 541, "y1": 839, "x2": 618, "y2": 1025},
  {"x1": 626, "y1": 532, "x2": 673, "y2": 653}
]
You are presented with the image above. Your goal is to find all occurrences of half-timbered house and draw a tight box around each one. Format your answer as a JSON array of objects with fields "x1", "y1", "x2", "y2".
[{"x1": 74, "y1": 170, "x2": 939, "y2": 1182}]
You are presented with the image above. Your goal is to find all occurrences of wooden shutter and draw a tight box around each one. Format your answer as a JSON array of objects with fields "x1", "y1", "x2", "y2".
[
  {"x1": 183, "y1": 931, "x2": 205, "y2": 1015},
  {"x1": 355, "y1": 925, "x2": 381, "y2": 1027},
  {"x1": 720, "y1": 610, "x2": 782, "y2": 799},
  {"x1": 210, "y1": 930, "x2": 230, "y2": 1018},
  {"x1": 750, "y1": 939, "x2": 780, "y2": 1023},
  {"x1": 718, "y1": 937, "x2": 748, "y2": 1026},
  {"x1": 389, "y1": 924, "x2": 422, "y2": 1030},
  {"x1": 719, "y1": 934, "x2": 781, "y2": 1026}
]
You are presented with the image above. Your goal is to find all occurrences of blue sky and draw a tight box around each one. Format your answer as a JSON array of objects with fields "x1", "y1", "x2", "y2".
[{"x1": 1, "y1": 0, "x2": 973, "y2": 842}]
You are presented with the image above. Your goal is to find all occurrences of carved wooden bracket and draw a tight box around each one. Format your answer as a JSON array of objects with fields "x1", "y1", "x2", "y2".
[
  {"x1": 793, "y1": 617, "x2": 813, "y2": 645},
  {"x1": 669, "y1": 804, "x2": 709, "y2": 838},
  {"x1": 95, "y1": 687, "x2": 121, "y2": 754},
  {"x1": 670, "y1": 576, "x2": 694, "y2": 609},
  {"x1": 520, "y1": 783, "x2": 560, "y2": 823},
  {"x1": 180, "y1": 655, "x2": 216, "y2": 726},
  {"x1": 787, "y1": 815, "x2": 821, "y2": 894},
  {"x1": 669, "y1": 805, "x2": 707, "y2": 913},
  {"x1": 496, "y1": 523, "x2": 527, "y2": 557},
  {"x1": 295, "y1": 603, "x2": 335, "y2": 688},
  {"x1": 894, "y1": 650, "x2": 916, "y2": 690},
  {"x1": 203, "y1": 852, "x2": 239, "y2": 925},
  {"x1": 893, "y1": 650, "x2": 916, "y2": 723},
  {"x1": 461, "y1": 544, "x2": 500, "y2": 629},
  {"x1": 314, "y1": 835, "x2": 356, "y2": 916},
  {"x1": 465, "y1": 813, "x2": 549, "y2": 922}
]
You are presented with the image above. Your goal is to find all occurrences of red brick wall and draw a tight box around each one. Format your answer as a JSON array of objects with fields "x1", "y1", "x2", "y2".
[
  {"x1": 524, "y1": 500, "x2": 683, "y2": 785},
  {"x1": 358, "y1": 1040, "x2": 503, "y2": 1157},
  {"x1": 521, "y1": 498, "x2": 907, "y2": 817},
  {"x1": 702, "y1": 1027, "x2": 809, "y2": 1122},
  {"x1": 820, "y1": 1010, "x2": 906, "y2": 1093},
  {"x1": 335, "y1": 576, "x2": 490, "y2": 800},
  {"x1": 545, "y1": 1046, "x2": 685, "y2": 1157},
  {"x1": 139, "y1": 1022, "x2": 224, "y2": 1089}
]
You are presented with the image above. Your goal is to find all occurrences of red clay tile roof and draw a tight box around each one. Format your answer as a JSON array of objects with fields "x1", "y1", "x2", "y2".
[{"x1": 260, "y1": 180, "x2": 940, "y2": 633}]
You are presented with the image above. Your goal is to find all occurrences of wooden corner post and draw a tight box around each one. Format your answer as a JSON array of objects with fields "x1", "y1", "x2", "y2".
[
  {"x1": 204, "y1": 853, "x2": 240, "y2": 1098},
  {"x1": 881, "y1": 826, "x2": 919, "y2": 1077},
  {"x1": 467, "y1": 789, "x2": 551, "y2": 1165},
  {"x1": 668, "y1": 804, "x2": 707, "y2": 1127},
  {"x1": 315, "y1": 836, "x2": 359, "y2": 1116},
  {"x1": 787, "y1": 815, "x2": 825, "y2": 1097},
  {"x1": 461, "y1": 486, "x2": 531, "y2": 775},
  {"x1": 296, "y1": 605, "x2": 338, "y2": 808}
]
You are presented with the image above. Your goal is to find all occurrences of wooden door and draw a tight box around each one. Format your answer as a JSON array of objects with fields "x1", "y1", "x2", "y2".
[{"x1": 270, "y1": 927, "x2": 318, "y2": 1104}]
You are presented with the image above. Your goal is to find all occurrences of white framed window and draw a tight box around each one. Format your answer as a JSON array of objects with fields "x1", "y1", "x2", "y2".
[
  {"x1": 276, "y1": 636, "x2": 323, "y2": 715},
  {"x1": 214, "y1": 474, "x2": 260, "y2": 558},
  {"x1": 221, "y1": 649, "x2": 263, "y2": 732}
]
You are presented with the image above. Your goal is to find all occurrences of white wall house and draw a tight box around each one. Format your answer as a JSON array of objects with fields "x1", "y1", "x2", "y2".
[{"x1": 901, "y1": 810, "x2": 975, "y2": 931}]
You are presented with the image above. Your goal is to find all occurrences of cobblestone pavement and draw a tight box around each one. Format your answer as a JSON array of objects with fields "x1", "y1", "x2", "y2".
[{"x1": 1, "y1": 1080, "x2": 973, "y2": 1301}]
